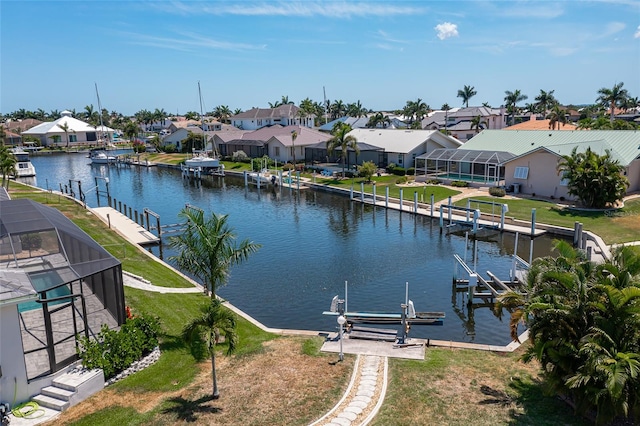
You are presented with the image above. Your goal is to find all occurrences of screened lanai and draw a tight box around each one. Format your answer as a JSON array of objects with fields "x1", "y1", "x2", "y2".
[
  {"x1": 415, "y1": 148, "x2": 515, "y2": 186},
  {"x1": 0, "y1": 198, "x2": 125, "y2": 381}
]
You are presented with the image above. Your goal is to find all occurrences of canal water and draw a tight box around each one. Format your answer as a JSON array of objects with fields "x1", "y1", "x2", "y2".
[{"x1": 25, "y1": 152, "x2": 558, "y2": 345}]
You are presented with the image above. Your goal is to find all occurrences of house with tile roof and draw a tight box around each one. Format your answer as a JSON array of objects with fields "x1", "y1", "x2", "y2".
[
  {"x1": 230, "y1": 105, "x2": 314, "y2": 130},
  {"x1": 421, "y1": 106, "x2": 508, "y2": 142},
  {"x1": 162, "y1": 124, "x2": 244, "y2": 152},
  {"x1": 22, "y1": 111, "x2": 115, "y2": 147},
  {"x1": 442, "y1": 130, "x2": 640, "y2": 199},
  {"x1": 505, "y1": 115, "x2": 577, "y2": 131},
  {"x1": 217, "y1": 125, "x2": 330, "y2": 163}
]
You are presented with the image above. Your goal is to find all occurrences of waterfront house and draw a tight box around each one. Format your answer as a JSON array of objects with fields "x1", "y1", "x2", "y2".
[
  {"x1": 416, "y1": 130, "x2": 640, "y2": 199},
  {"x1": 230, "y1": 105, "x2": 314, "y2": 131},
  {"x1": 162, "y1": 124, "x2": 242, "y2": 152},
  {"x1": 0, "y1": 190, "x2": 125, "y2": 407},
  {"x1": 22, "y1": 111, "x2": 115, "y2": 147},
  {"x1": 422, "y1": 106, "x2": 507, "y2": 142}
]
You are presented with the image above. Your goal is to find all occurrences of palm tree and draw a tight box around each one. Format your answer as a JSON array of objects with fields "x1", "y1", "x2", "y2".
[
  {"x1": 470, "y1": 115, "x2": 486, "y2": 133},
  {"x1": 597, "y1": 82, "x2": 629, "y2": 123},
  {"x1": 546, "y1": 104, "x2": 568, "y2": 130},
  {"x1": 534, "y1": 89, "x2": 556, "y2": 115},
  {"x1": 441, "y1": 103, "x2": 451, "y2": 134},
  {"x1": 366, "y1": 112, "x2": 390, "y2": 128},
  {"x1": 346, "y1": 100, "x2": 367, "y2": 118},
  {"x1": 168, "y1": 207, "x2": 261, "y2": 298},
  {"x1": 457, "y1": 85, "x2": 477, "y2": 108},
  {"x1": 182, "y1": 298, "x2": 237, "y2": 400},
  {"x1": 503, "y1": 89, "x2": 528, "y2": 126},
  {"x1": 327, "y1": 122, "x2": 359, "y2": 177},
  {"x1": 0, "y1": 144, "x2": 17, "y2": 189},
  {"x1": 123, "y1": 120, "x2": 139, "y2": 142},
  {"x1": 290, "y1": 130, "x2": 298, "y2": 166},
  {"x1": 59, "y1": 122, "x2": 74, "y2": 148}
]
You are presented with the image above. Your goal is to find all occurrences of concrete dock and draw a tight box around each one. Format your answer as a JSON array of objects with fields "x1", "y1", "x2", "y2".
[{"x1": 92, "y1": 207, "x2": 160, "y2": 245}]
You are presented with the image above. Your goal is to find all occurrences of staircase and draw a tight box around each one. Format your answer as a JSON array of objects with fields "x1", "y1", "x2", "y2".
[{"x1": 32, "y1": 369, "x2": 104, "y2": 412}]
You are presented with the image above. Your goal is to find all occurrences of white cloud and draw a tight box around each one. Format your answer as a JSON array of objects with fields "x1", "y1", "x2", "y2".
[
  {"x1": 434, "y1": 22, "x2": 458, "y2": 40},
  {"x1": 119, "y1": 30, "x2": 266, "y2": 53},
  {"x1": 634, "y1": 25, "x2": 640, "y2": 38},
  {"x1": 160, "y1": 1, "x2": 424, "y2": 18}
]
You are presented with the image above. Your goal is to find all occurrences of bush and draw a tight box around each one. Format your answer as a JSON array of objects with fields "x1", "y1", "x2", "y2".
[
  {"x1": 450, "y1": 180, "x2": 468, "y2": 187},
  {"x1": 406, "y1": 167, "x2": 415, "y2": 176},
  {"x1": 232, "y1": 150, "x2": 248, "y2": 162},
  {"x1": 396, "y1": 176, "x2": 409, "y2": 184},
  {"x1": 385, "y1": 163, "x2": 396, "y2": 173},
  {"x1": 163, "y1": 144, "x2": 176, "y2": 153},
  {"x1": 77, "y1": 314, "x2": 161, "y2": 379},
  {"x1": 426, "y1": 179, "x2": 441, "y2": 185},
  {"x1": 282, "y1": 163, "x2": 294, "y2": 171},
  {"x1": 392, "y1": 167, "x2": 406, "y2": 176},
  {"x1": 489, "y1": 187, "x2": 506, "y2": 197}
]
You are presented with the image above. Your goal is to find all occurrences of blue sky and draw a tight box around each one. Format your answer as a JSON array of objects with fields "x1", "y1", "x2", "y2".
[{"x1": 2, "y1": 1, "x2": 639, "y2": 116}]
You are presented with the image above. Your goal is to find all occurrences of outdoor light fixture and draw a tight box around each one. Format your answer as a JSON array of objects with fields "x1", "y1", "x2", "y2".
[{"x1": 337, "y1": 315, "x2": 346, "y2": 361}]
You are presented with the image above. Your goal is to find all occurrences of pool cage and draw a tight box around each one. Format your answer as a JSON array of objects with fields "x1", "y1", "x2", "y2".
[
  {"x1": 0, "y1": 198, "x2": 125, "y2": 381},
  {"x1": 415, "y1": 149, "x2": 515, "y2": 186}
]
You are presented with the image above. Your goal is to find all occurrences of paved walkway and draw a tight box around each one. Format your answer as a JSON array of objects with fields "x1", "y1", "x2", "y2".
[
  {"x1": 122, "y1": 271, "x2": 203, "y2": 293},
  {"x1": 310, "y1": 355, "x2": 387, "y2": 426}
]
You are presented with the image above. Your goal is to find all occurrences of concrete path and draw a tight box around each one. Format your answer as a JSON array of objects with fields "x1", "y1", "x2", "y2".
[
  {"x1": 310, "y1": 355, "x2": 387, "y2": 426},
  {"x1": 122, "y1": 271, "x2": 203, "y2": 293},
  {"x1": 92, "y1": 207, "x2": 160, "y2": 245}
]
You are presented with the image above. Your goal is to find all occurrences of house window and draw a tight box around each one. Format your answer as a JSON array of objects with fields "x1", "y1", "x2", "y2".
[
  {"x1": 559, "y1": 171, "x2": 569, "y2": 186},
  {"x1": 514, "y1": 166, "x2": 529, "y2": 179},
  {"x1": 275, "y1": 147, "x2": 280, "y2": 156},
  {"x1": 257, "y1": 119, "x2": 262, "y2": 126},
  {"x1": 466, "y1": 134, "x2": 473, "y2": 140},
  {"x1": 69, "y1": 135, "x2": 78, "y2": 142},
  {"x1": 398, "y1": 156, "x2": 403, "y2": 165}
]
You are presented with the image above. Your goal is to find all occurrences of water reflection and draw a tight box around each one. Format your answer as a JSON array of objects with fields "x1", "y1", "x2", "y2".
[{"x1": 24, "y1": 152, "x2": 567, "y2": 345}]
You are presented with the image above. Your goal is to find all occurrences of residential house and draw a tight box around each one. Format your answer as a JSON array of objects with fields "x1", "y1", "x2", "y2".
[
  {"x1": 230, "y1": 105, "x2": 314, "y2": 130},
  {"x1": 162, "y1": 124, "x2": 242, "y2": 152},
  {"x1": 0, "y1": 191, "x2": 125, "y2": 407},
  {"x1": 217, "y1": 125, "x2": 330, "y2": 163},
  {"x1": 449, "y1": 130, "x2": 640, "y2": 199},
  {"x1": 422, "y1": 106, "x2": 507, "y2": 142},
  {"x1": 21, "y1": 111, "x2": 115, "y2": 147}
]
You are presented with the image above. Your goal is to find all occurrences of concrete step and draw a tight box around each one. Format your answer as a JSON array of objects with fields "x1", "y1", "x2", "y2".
[
  {"x1": 32, "y1": 394, "x2": 70, "y2": 411},
  {"x1": 53, "y1": 369, "x2": 103, "y2": 392},
  {"x1": 41, "y1": 385, "x2": 75, "y2": 401}
]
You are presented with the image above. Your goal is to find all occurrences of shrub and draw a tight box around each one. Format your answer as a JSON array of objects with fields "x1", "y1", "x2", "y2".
[
  {"x1": 282, "y1": 163, "x2": 294, "y2": 171},
  {"x1": 77, "y1": 314, "x2": 161, "y2": 379},
  {"x1": 392, "y1": 167, "x2": 406, "y2": 176},
  {"x1": 163, "y1": 144, "x2": 176, "y2": 153},
  {"x1": 426, "y1": 179, "x2": 440, "y2": 185},
  {"x1": 232, "y1": 150, "x2": 248, "y2": 162},
  {"x1": 406, "y1": 167, "x2": 415, "y2": 176},
  {"x1": 386, "y1": 163, "x2": 396, "y2": 173},
  {"x1": 489, "y1": 187, "x2": 506, "y2": 197},
  {"x1": 450, "y1": 180, "x2": 468, "y2": 187},
  {"x1": 396, "y1": 176, "x2": 409, "y2": 184}
]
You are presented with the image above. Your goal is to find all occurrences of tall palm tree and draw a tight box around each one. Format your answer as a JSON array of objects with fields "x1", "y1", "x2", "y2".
[
  {"x1": 470, "y1": 115, "x2": 487, "y2": 133},
  {"x1": 0, "y1": 144, "x2": 17, "y2": 188},
  {"x1": 58, "y1": 122, "x2": 74, "y2": 148},
  {"x1": 457, "y1": 85, "x2": 477, "y2": 108},
  {"x1": 546, "y1": 104, "x2": 568, "y2": 130},
  {"x1": 327, "y1": 122, "x2": 359, "y2": 177},
  {"x1": 534, "y1": 89, "x2": 556, "y2": 115},
  {"x1": 290, "y1": 130, "x2": 298, "y2": 166},
  {"x1": 597, "y1": 82, "x2": 629, "y2": 123},
  {"x1": 366, "y1": 112, "x2": 390, "y2": 128},
  {"x1": 441, "y1": 103, "x2": 451, "y2": 134},
  {"x1": 168, "y1": 207, "x2": 261, "y2": 298},
  {"x1": 182, "y1": 298, "x2": 237, "y2": 400},
  {"x1": 503, "y1": 89, "x2": 528, "y2": 126}
]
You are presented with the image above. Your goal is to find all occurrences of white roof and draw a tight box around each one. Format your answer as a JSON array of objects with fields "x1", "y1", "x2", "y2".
[
  {"x1": 23, "y1": 115, "x2": 114, "y2": 135},
  {"x1": 348, "y1": 128, "x2": 462, "y2": 154}
]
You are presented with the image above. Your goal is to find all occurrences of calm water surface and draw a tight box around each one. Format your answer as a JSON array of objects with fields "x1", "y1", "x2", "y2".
[{"x1": 25, "y1": 152, "x2": 558, "y2": 345}]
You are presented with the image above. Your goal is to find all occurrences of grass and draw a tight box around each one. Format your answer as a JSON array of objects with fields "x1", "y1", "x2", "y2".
[
  {"x1": 455, "y1": 195, "x2": 640, "y2": 244},
  {"x1": 6, "y1": 180, "x2": 608, "y2": 425},
  {"x1": 373, "y1": 348, "x2": 588, "y2": 426}
]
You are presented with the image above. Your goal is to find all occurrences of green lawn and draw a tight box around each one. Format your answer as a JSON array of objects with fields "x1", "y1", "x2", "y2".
[{"x1": 455, "y1": 196, "x2": 640, "y2": 244}]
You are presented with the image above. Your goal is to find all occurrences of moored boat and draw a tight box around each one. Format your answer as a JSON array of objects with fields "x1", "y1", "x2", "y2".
[
  {"x1": 11, "y1": 147, "x2": 37, "y2": 177},
  {"x1": 89, "y1": 150, "x2": 117, "y2": 165}
]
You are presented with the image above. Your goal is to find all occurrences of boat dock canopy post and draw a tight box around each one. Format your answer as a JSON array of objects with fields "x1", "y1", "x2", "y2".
[
  {"x1": 466, "y1": 199, "x2": 471, "y2": 221},
  {"x1": 350, "y1": 186, "x2": 353, "y2": 200},
  {"x1": 385, "y1": 187, "x2": 389, "y2": 208},
  {"x1": 473, "y1": 209, "x2": 480, "y2": 234},
  {"x1": 468, "y1": 273, "x2": 477, "y2": 303},
  {"x1": 360, "y1": 182, "x2": 364, "y2": 203},
  {"x1": 372, "y1": 183, "x2": 376, "y2": 206},
  {"x1": 399, "y1": 189, "x2": 403, "y2": 211},
  {"x1": 414, "y1": 191, "x2": 418, "y2": 213},
  {"x1": 430, "y1": 194, "x2": 434, "y2": 217},
  {"x1": 297, "y1": 171, "x2": 300, "y2": 190},
  {"x1": 243, "y1": 171, "x2": 248, "y2": 186},
  {"x1": 279, "y1": 170, "x2": 283, "y2": 187},
  {"x1": 447, "y1": 197, "x2": 452, "y2": 223},
  {"x1": 439, "y1": 206, "x2": 444, "y2": 230},
  {"x1": 501, "y1": 203, "x2": 508, "y2": 230}
]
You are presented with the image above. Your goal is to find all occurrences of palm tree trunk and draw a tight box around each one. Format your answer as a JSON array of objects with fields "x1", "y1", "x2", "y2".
[{"x1": 211, "y1": 352, "x2": 220, "y2": 399}]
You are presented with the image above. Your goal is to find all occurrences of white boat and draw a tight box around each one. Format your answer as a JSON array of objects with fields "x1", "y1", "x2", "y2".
[
  {"x1": 11, "y1": 147, "x2": 37, "y2": 177},
  {"x1": 185, "y1": 153, "x2": 220, "y2": 168},
  {"x1": 248, "y1": 169, "x2": 276, "y2": 186},
  {"x1": 89, "y1": 150, "x2": 117, "y2": 165}
]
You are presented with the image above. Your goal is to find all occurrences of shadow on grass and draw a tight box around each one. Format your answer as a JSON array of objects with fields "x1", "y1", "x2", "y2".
[
  {"x1": 506, "y1": 376, "x2": 590, "y2": 426},
  {"x1": 161, "y1": 395, "x2": 221, "y2": 422}
]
